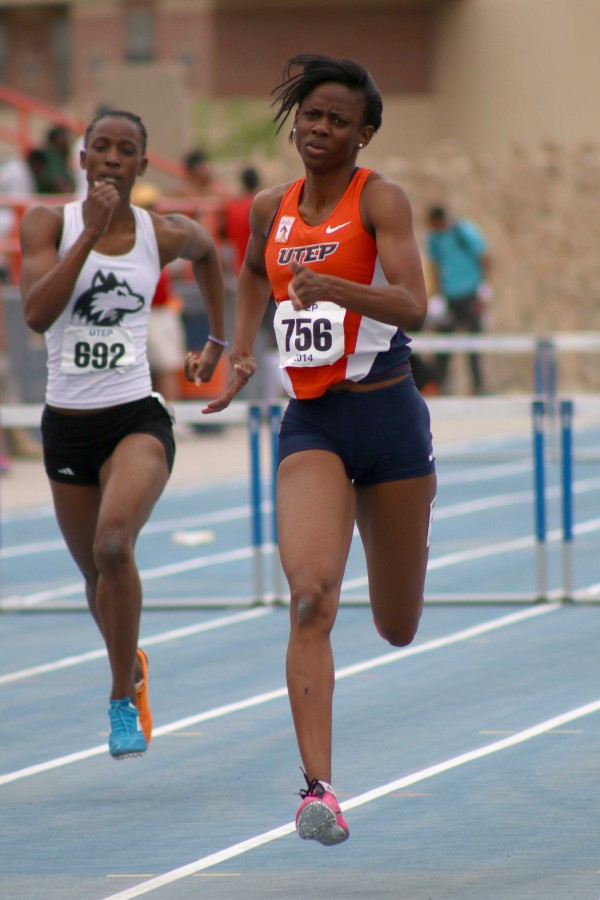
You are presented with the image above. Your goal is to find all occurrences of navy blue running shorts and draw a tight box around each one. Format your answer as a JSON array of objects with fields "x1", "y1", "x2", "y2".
[
  {"x1": 42, "y1": 394, "x2": 176, "y2": 486},
  {"x1": 278, "y1": 375, "x2": 435, "y2": 485}
]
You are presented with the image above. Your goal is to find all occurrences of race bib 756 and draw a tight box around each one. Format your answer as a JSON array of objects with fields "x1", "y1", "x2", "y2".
[{"x1": 273, "y1": 300, "x2": 346, "y2": 368}]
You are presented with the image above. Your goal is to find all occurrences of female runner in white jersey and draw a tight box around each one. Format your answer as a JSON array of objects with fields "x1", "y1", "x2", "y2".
[
  {"x1": 187, "y1": 55, "x2": 437, "y2": 845},
  {"x1": 20, "y1": 110, "x2": 226, "y2": 759}
]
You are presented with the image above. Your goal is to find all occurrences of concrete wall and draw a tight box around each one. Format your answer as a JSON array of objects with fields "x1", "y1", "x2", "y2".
[
  {"x1": 3, "y1": 0, "x2": 599, "y2": 160},
  {"x1": 434, "y1": 0, "x2": 600, "y2": 155}
]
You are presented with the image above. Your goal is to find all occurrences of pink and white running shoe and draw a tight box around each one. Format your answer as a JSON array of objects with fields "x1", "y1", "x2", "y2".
[{"x1": 296, "y1": 773, "x2": 350, "y2": 846}]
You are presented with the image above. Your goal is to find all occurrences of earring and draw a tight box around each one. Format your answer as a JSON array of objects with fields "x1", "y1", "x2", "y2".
[
  {"x1": 358, "y1": 143, "x2": 364, "y2": 149},
  {"x1": 292, "y1": 127, "x2": 297, "y2": 138}
]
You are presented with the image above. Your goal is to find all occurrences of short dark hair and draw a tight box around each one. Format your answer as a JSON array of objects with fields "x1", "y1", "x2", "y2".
[
  {"x1": 84, "y1": 110, "x2": 148, "y2": 154},
  {"x1": 46, "y1": 125, "x2": 69, "y2": 144},
  {"x1": 271, "y1": 54, "x2": 383, "y2": 138},
  {"x1": 240, "y1": 166, "x2": 260, "y2": 192},
  {"x1": 183, "y1": 149, "x2": 208, "y2": 170},
  {"x1": 26, "y1": 148, "x2": 48, "y2": 168},
  {"x1": 429, "y1": 205, "x2": 447, "y2": 221}
]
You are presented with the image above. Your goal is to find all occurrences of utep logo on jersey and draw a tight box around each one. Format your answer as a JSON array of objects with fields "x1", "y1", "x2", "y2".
[
  {"x1": 73, "y1": 271, "x2": 145, "y2": 326},
  {"x1": 275, "y1": 216, "x2": 295, "y2": 244},
  {"x1": 277, "y1": 243, "x2": 338, "y2": 266}
]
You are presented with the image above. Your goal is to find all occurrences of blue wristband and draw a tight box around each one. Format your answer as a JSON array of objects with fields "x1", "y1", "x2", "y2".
[{"x1": 207, "y1": 334, "x2": 229, "y2": 348}]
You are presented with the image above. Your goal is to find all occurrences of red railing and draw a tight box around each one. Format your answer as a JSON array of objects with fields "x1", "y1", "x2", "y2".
[
  {"x1": 0, "y1": 194, "x2": 226, "y2": 284},
  {"x1": 0, "y1": 84, "x2": 84, "y2": 151},
  {"x1": 0, "y1": 83, "x2": 185, "y2": 178},
  {"x1": 0, "y1": 85, "x2": 204, "y2": 283}
]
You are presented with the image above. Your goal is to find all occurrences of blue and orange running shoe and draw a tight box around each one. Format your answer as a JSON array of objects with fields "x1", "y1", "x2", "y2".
[
  {"x1": 296, "y1": 772, "x2": 350, "y2": 845},
  {"x1": 135, "y1": 649, "x2": 152, "y2": 744},
  {"x1": 108, "y1": 698, "x2": 147, "y2": 759}
]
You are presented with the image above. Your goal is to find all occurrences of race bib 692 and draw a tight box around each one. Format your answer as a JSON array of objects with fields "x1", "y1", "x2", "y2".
[{"x1": 60, "y1": 325, "x2": 136, "y2": 374}]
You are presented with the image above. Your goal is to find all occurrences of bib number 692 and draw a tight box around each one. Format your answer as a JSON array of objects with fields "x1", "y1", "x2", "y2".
[{"x1": 74, "y1": 340, "x2": 126, "y2": 369}]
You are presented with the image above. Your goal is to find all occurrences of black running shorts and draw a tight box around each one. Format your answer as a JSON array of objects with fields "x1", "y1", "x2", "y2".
[{"x1": 41, "y1": 394, "x2": 176, "y2": 486}]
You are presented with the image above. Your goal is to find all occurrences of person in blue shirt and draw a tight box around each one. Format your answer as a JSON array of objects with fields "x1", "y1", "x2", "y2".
[{"x1": 426, "y1": 205, "x2": 492, "y2": 394}]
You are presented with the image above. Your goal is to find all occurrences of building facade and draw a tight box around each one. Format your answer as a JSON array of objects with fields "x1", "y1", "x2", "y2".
[{"x1": 0, "y1": 0, "x2": 598, "y2": 159}]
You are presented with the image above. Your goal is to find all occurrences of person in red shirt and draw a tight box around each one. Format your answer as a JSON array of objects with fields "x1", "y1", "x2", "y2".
[
  {"x1": 222, "y1": 166, "x2": 261, "y2": 275},
  {"x1": 132, "y1": 183, "x2": 187, "y2": 404}
]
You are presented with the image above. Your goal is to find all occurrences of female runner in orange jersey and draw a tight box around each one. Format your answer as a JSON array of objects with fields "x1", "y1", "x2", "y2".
[{"x1": 187, "y1": 54, "x2": 437, "y2": 846}]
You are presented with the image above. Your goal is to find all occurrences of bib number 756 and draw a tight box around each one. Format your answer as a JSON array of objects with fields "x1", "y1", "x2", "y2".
[
  {"x1": 273, "y1": 300, "x2": 346, "y2": 368},
  {"x1": 281, "y1": 317, "x2": 333, "y2": 354}
]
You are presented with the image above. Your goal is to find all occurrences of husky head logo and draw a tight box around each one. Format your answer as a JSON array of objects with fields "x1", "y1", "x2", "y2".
[{"x1": 73, "y1": 271, "x2": 145, "y2": 326}]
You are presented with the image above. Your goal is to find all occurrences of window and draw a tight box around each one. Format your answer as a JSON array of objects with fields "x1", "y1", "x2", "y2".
[{"x1": 124, "y1": 4, "x2": 155, "y2": 62}]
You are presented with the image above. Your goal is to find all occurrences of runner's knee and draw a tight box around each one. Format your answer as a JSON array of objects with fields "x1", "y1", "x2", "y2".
[
  {"x1": 93, "y1": 526, "x2": 134, "y2": 574},
  {"x1": 374, "y1": 610, "x2": 422, "y2": 647},
  {"x1": 290, "y1": 585, "x2": 337, "y2": 633}
]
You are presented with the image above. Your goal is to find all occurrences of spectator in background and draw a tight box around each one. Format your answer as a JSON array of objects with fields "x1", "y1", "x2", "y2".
[
  {"x1": 175, "y1": 148, "x2": 231, "y2": 239},
  {"x1": 0, "y1": 149, "x2": 50, "y2": 278},
  {"x1": 0, "y1": 285, "x2": 43, "y2": 463},
  {"x1": 222, "y1": 165, "x2": 261, "y2": 275},
  {"x1": 176, "y1": 149, "x2": 231, "y2": 200},
  {"x1": 131, "y1": 182, "x2": 189, "y2": 412},
  {"x1": 425, "y1": 204, "x2": 492, "y2": 395},
  {"x1": 43, "y1": 125, "x2": 76, "y2": 193},
  {"x1": 220, "y1": 164, "x2": 280, "y2": 399},
  {"x1": 0, "y1": 147, "x2": 49, "y2": 197},
  {"x1": 406, "y1": 252, "x2": 444, "y2": 396}
]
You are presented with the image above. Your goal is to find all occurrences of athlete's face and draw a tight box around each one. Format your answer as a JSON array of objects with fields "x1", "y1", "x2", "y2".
[
  {"x1": 81, "y1": 117, "x2": 148, "y2": 195},
  {"x1": 294, "y1": 82, "x2": 373, "y2": 172}
]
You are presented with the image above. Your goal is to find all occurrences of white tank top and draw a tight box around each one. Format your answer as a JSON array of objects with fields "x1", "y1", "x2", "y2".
[{"x1": 44, "y1": 201, "x2": 161, "y2": 409}]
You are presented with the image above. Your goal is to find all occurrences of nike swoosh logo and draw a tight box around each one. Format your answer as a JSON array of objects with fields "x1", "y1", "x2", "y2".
[{"x1": 325, "y1": 221, "x2": 351, "y2": 233}]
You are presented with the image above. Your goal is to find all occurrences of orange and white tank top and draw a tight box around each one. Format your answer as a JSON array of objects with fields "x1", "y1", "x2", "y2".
[{"x1": 264, "y1": 167, "x2": 411, "y2": 400}]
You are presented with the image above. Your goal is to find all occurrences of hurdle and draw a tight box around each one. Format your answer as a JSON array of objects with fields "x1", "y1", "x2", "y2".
[
  {"x1": 532, "y1": 399, "x2": 548, "y2": 601},
  {"x1": 247, "y1": 404, "x2": 264, "y2": 604},
  {"x1": 246, "y1": 402, "x2": 285, "y2": 605},
  {"x1": 2, "y1": 388, "x2": 595, "y2": 608},
  {"x1": 268, "y1": 403, "x2": 285, "y2": 603},
  {"x1": 559, "y1": 399, "x2": 573, "y2": 602},
  {"x1": 556, "y1": 395, "x2": 600, "y2": 604},
  {"x1": 246, "y1": 396, "x2": 554, "y2": 606}
]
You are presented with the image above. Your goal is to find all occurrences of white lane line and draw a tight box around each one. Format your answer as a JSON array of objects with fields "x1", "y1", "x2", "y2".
[
  {"x1": 0, "y1": 479, "x2": 572, "y2": 602},
  {"x1": 0, "y1": 503, "x2": 253, "y2": 560},
  {"x1": 0, "y1": 607, "x2": 272, "y2": 687},
  {"x1": 1, "y1": 538, "x2": 66, "y2": 559},
  {"x1": 7, "y1": 507, "x2": 600, "y2": 609},
  {"x1": 16, "y1": 457, "x2": 599, "y2": 562},
  {"x1": 0, "y1": 603, "x2": 558, "y2": 786},
  {"x1": 7, "y1": 544, "x2": 275, "y2": 608},
  {"x1": 342, "y1": 514, "x2": 600, "y2": 592},
  {"x1": 0, "y1": 481, "x2": 245, "y2": 526},
  {"x1": 6, "y1": 470, "x2": 600, "y2": 607},
  {"x1": 438, "y1": 459, "x2": 532, "y2": 484},
  {"x1": 433, "y1": 475, "x2": 600, "y2": 520},
  {"x1": 101, "y1": 694, "x2": 600, "y2": 899}
]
